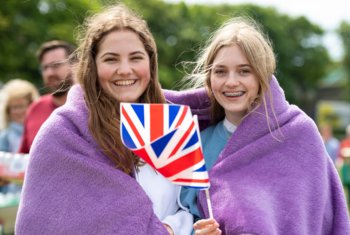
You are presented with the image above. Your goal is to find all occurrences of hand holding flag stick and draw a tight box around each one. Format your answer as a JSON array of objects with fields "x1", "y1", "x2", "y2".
[
  {"x1": 205, "y1": 189, "x2": 213, "y2": 218},
  {"x1": 120, "y1": 103, "x2": 213, "y2": 218}
]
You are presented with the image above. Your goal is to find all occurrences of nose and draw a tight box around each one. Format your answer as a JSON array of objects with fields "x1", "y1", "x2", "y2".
[
  {"x1": 117, "y1": 60, "x2": 132, "y2": 75},
  {"x1": 42, "y1": 66, "x2": 58, "y2": 78},
  {"x1": 225, "y1": 72, "x2": 239, "y2": 86}
]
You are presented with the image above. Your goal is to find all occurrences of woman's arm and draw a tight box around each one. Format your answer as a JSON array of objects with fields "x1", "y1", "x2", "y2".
[{"x1": 163, "y1": 88, "x2": 211, "y2": 130}]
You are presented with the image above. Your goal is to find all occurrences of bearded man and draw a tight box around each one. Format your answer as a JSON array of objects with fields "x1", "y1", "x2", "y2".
[{"x1": 19, "y1": 40, "x2": 76, "y2": 153}]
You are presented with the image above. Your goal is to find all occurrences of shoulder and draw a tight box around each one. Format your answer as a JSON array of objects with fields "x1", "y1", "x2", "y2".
[
  {"x1": 26, "y1": 95, "x2": 54, "y2": 113},
  {"x1": 0, "y1": 128, "x2": 9, "y2": 143},
  {"x1": 286, "y1": 105, "x2": 320, "y2": 138},
  {"x1": 32, "y1": 94, "x2": 53, "y2": 105},
  {"x1": 30, "y1": 105, "x2": 92, "y2": 166},
  {"x1": 328, "y1": 138, "x2": 340, "y2": 147},
  {"x1": 201, "y1": 125, "x2": 215, "y2": 137},
  {"x1": 0, "y1": 126, "x2": 13, "y2": 151},
  {"x1": 273, "y1": 106, "x2": 329, "y2": 165},
  {"x1": 34, "y1": 89, "x2": 92, "y2": 150},
  {"x1": 0, "y1": 127, "x2": 9, "y2": 137},
  {"x1": 201, "y1": 122, "x2": 222, "y2": 143}
]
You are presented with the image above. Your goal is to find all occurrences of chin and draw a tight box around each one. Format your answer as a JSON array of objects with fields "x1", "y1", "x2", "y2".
[{"x1": 116, "y1": 97, "x2": 138, "y2": 103}]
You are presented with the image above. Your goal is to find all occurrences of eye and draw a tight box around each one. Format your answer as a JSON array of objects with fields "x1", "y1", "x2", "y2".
[
  {"x1": 131, "y1": 55, "x2": 144, "y2": 61},
  {"x1": 212, "y1": 68, "x2": 227, "y2": 76},
  {"x1": 239, "y1": 68, "x2": 252, "y2": 76},
  {"x1": 104, "y1": 57, "x2": 117, "y2": 62}
]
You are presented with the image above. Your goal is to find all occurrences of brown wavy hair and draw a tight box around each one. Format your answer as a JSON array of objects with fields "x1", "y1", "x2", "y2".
[{"x1": 74, "y1": 4, "x2": 165, "y2": 174}]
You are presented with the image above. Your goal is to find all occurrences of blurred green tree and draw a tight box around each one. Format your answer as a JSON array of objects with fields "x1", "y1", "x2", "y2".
[
  {"x1": 338, "y1": 21, "x2": 350, "y2": 100},
  {"x1": 0, "y1": 0, "x2": 100, "y2": 90},
  {"x1": 125, "y1": 1, "x2": 331, "y2": 111},
  {"x1": 0, "y1": 0, "x2": 332, "y2": 113}
]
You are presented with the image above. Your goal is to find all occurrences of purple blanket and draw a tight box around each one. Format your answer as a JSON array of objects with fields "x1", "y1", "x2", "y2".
[
  {"x1": 164, "y1": 88, "x2": 211, "y2": 130},
  {"x1": 198, "y1": 77, "x2": 350, "y2": 234},
  {"x1": 15, "y1": 85, "x2": 171, "y2": 234}
]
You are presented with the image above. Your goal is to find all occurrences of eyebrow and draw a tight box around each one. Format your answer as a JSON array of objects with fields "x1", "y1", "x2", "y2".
[
  {"x1": 238, "y1": 64, "x2": 251, "y2": 68},
  {"x1": 212, "y1": 63, "x2": 251, "y2": 68},
  {"x1": 130, "y1": 51, "x2": 147, "y2": 56},
  {"x1": 100, "y1": 51, "x2": 146, "y2": 58}
]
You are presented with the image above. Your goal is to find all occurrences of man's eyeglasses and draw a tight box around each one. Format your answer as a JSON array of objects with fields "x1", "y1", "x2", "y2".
[{"x1": 40, "y1": 60, "x2": 68, "y2": 72}]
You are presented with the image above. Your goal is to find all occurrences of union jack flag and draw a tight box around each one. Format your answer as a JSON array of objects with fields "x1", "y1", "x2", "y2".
[{"x1": 120, "y1": 103, "x2": 210, "y2": 189}]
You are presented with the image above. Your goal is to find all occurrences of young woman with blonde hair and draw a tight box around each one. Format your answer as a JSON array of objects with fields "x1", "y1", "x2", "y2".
[{"x1": 181, "y1": 17, "x2": 350, "y2": 235}]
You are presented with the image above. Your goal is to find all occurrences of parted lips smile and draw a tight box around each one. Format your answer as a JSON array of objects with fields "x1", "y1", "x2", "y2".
[
  {"x1": 223, "y1": 91, "x2": 245, "y2": 97},
  {"x1": 113, "y1": 80, "x2": 137, "y2": 86}
]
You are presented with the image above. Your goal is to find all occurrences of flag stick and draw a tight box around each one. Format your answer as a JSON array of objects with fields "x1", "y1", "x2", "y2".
[{"x1": 205, "y1": 188, "x2": 213, "y2": 219}]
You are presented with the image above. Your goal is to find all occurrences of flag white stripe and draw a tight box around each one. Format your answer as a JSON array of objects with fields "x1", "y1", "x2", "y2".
[{"x1": 124, "y1": 104, "x2": 150, "y2": 144}]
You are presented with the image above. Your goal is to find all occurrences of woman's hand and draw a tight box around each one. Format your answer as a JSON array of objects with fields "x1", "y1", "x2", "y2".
[
  {"x1": 163, "y1": 223, "x2": 174, "y2": 235},
  {"x1": 194, "y1": 218, "x2": 221, "y2": 235}
]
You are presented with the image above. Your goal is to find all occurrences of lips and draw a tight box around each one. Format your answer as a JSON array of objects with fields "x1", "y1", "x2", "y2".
[
  {"x1": 223, "y1": 91, "x2": 245, "y2": 97},
  {"x1": 113, "y1": 80, "x2": 137, "y2": 86}
]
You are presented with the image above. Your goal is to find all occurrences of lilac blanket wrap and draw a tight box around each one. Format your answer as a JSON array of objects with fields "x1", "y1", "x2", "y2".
[
  {"x1": 15, "y1": 85, "x2": 209, "y2": 234},
  {"x1": 198, "y1": 77, "x2": 350, "y2": 234}
]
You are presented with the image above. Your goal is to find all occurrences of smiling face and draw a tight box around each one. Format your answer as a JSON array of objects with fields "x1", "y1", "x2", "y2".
[
  {"x1": 210, "y1": 45, "x2": 259, "y2": 125},
  {"x1": 8, "y1": 97, "x2": 31, "y2": 124},
  {"x1": 95, "y1": 30, "x2": 151, "y2": 103}
]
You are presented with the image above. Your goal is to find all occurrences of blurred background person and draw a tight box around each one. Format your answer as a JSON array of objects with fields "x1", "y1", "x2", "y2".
[
  {"x1": 339, "y1": 124, "x2": 350, "y2": 159},
  {"x1": 0, "y1": 78, "x2": 39, "y2": 200},
  {"x1": 0, "y1": 79, "x2": 39, "y2": 152},
  {"x1": 339, "y1": 124, "x2": 350, "y2": 203},
  {"x1": 319, "y1": 123, "x2": 340, "y2": 164},
  {"x1": 18, "y1": 40, "x2": 76, "y2": 153}
]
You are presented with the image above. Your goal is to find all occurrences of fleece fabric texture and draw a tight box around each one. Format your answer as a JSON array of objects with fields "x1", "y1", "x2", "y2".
[
  {"x1": 164, "y1": 88, "x2": 211, "y2": 130},
  {"x1": 197, "y1": 76, "x2": 350, "y2": 235},
  {"x1": 15, "y1": 85, "x2": 210, "y2": 235}
]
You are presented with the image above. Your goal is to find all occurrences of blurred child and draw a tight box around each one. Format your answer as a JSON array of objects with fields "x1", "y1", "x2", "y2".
[
  {"x1": 319, "y1": 124, "x2": 340, "y2": 164},
  {"x1": 0, "y1": 79, "x2": 39, "y2": 152}
]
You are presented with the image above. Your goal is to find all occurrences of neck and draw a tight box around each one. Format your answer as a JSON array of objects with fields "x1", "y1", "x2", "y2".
[
  {"x1": 223, "y1": 117, "x2": 237, "y2": 133},
  {"x1": 52, "y1": 94, "x2": 67, "y2": 106}
]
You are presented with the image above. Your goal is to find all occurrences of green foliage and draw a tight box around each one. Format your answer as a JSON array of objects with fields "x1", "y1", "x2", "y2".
[
  {"x1": 338, "y1": 21, "x2": 350, "y2": 100},
  {"x1": 0, "y1": 0, "x2": 333, "y2": 110},
  {"x1": 0, "y1": 0, "x2": 100, "y2": 88},
  {"x1": 123, "y1": 1, "x2": 332, "y2": 109}
]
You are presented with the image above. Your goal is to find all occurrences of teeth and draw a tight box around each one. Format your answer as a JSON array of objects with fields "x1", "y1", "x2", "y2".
[
  {"x1": 114, "y1": 80, "x2": 136, "y2": 86},
  {"x1": 224, "y1": 91, "x2": 244, "y2": 97}
]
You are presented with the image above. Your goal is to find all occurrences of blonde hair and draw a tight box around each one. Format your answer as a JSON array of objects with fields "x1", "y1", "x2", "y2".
[
  {"x1": 74, "y1": 4, "x2": 165, "y2": 174},
  {"x1": 185, "y1": 17, "x2": 276, "y2": 124},
  {"x1": 0, "y1": 79, "x2": 39, "y2": 129}
]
